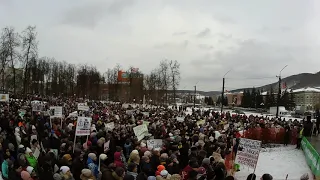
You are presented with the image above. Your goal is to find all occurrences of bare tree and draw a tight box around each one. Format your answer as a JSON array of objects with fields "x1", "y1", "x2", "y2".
[
  {"x1": 21, "y1": 26, "x2": 38, "y2": 94},
  {"x1": 169, "y1": 60, "x2": 180, "y2": 104},
  {"x1": 0, "y1": 27, "x2": 20, "y2": 94}
]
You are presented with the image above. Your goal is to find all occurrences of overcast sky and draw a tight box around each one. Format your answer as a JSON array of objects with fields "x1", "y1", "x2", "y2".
[{"x1": 1, "y1": 0, "x2": 320, "y2": 91}]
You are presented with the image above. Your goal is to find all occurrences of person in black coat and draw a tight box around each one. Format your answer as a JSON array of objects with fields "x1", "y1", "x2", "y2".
[
  {"x1": 303, "y1": 116, "x2": 313, "y2": 137},
  {"x1": 72, "y1": 149, "x2": 85, "y2": 180}
]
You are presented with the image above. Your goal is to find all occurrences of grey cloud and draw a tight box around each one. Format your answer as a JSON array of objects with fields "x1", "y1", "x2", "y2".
[
  {"x1": 61, "y1": 0, "x2": 134, "y2": 28},
  {"x1": 184, "y1": 38, "x2": 315, "y2": 89},
  {"x1": 196, "y1": 28, "x2": 211, "y2": 38},
  {"x1": 154, "y1": 40, "x2": 189, "y2": 49},
  {"x1": 198, "y1": 44, "x2": 214, "y2": 50},
  {"x1": 173, "y1": 31, "x2": 187, "y2": 36},
  {"x1": 212, "y1": 14, "x2": 236, "y2": 24}
]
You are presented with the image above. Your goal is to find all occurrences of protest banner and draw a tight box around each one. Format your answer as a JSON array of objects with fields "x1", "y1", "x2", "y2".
[
  {"x1": 78, "y1": 103, "x2": 89, "y2": 111},
  {"x1": 75, "y1": 117, "x2": 92, "y2": 136},
  {"x1": 133, "y1": 124, "x2": 148, "y2": 141},
  {"x1": 147, "y1": 139, "x2": 163, "y2": 149},
  {"x1": 105, "y1": 122, "x2": 115, "y2": 131},
  {"x1": 235, "y1": 138, "x2": 262, "y2": 169},
  {"x1": 0, "y1": 94, "x2": 9, "y2": 102},
  {"x1": 50, "y1": 106, "x2": 63, "y2": 118}
]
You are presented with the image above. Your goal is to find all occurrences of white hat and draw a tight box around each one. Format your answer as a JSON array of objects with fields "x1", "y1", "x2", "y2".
[
  {"x1": 132, "y1": 150, "x2": 139, "y2": 155},
  {"x1": 25, "y1": 147, "x2": 32, "y2": 154},
  {"x1": 18, "y1": 145, "x2": 25, "y2": 149},
  {"x1": 32, "y1": 125, "x2": 36, "y2": 130},
  {"x1": 26, "y1": 166, "x2": 34, "y2": 174},
  {"x1": 60, "y1": 166, "x2": 70, "y2": 174},
  {"x1": 99, "y1": 154, "x2": 108, "y2": 161},
  {"x1": 140, "y1": 142, "x2": 146, "y2": 148},
  {"x1": 160, "y1": 170, "x2": 168, "y2": 177}
]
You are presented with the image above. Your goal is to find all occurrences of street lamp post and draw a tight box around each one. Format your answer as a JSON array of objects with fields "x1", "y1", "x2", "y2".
[
  {"x1": 276, "y1": 65, "x2": 288, "y2": 118},
  {"x1": 221, "y1": 69, "x2": 232, "y2": 113}
]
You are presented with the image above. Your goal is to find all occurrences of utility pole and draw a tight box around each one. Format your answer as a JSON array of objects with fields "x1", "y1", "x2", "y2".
[
  {"x1": 220, "y1": 77, "x2": 225, "y2": 113},
  {"x1": 276, "y1": 65, "x2": 288, "y2": 118},
  {"x1": 276, "y1": 75, "x2": 281, "y2": 118},
  {"x1": 194, "y1": 85, "x2": 196, "y2": 108}
]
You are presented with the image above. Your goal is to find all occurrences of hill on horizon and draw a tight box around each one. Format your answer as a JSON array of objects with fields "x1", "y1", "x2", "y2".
[
  {"x1": 177, "y1": 71, "x2": 320, "y2": 97},
  {"x1": 231, "y1": 71, "x2": 320, "y2": 92}
]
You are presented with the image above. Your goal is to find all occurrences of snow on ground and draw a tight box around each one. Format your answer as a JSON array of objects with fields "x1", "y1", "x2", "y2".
[{"x1": 235, "y1": 145, "x2": 312, "y2": 180}]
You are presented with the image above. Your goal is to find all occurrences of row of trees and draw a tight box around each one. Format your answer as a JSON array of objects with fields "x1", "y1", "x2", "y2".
[
  {"x1": 241, "y1": 87, "x2": 295, "y2": 110},
  {"x1": 0, "y1": 26, "x2": 180, "y2": 101}
]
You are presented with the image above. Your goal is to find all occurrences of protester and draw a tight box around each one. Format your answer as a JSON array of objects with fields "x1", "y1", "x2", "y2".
[{"x1": 0, "y1": 98, "x2": 308, "y2": 180}]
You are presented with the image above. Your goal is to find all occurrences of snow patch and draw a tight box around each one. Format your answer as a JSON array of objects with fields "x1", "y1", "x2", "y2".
[{"x1": 235, "y1": 145, "x2": 312, "y2": 180}]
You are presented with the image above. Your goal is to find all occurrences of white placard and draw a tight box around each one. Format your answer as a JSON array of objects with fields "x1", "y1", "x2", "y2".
[
  {"x1": 32, "y1": 103, "x2": 45, "y2": 112},
  {"x1": 133, "y1": 124, "x2": 148, "y2": 141},
  {"x1": 78, "y1": 103, "x2": 89, "y2": 111},
  {"x1": 104, "y1": 141, "x2": 110, "y2": 152},
  {"x1": 105, "y1": 122, "x2": 115, "y2": 131},
  {"x1": 142, "y1": 112, "x2": 149, "y2": 117},
  {"x1": 147, "y1": 139, "x2": 163, "y2": 149},
  {"x1": 33, "y1": 148, "x2": 40, "y2": 159},
  {"x1": 50, "y1": 106, "x2": 63, "y2": 118},
  {"x1": 0, "y1": 94, "x2": 9, "y2": 102},
  {"x1": 177, "y1": 117, "x2": 184, "y2": 122},
  {"x1": 235, "y1": 138, "x2": 261, "y2": 169},
  {"x1": 75, "y1": 117, "x2": 92, "y2": 136}
]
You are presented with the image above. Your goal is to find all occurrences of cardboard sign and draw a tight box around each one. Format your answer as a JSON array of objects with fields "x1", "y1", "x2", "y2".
[
  {"x1": 32, "y1": 103, "x2": 45, "y2": 112},
  {"x1": 235, "y1": 138, "x2": 261, "y2": 169},
  {"x1": 147, "y1": 139, "x2": 163, "y2": 149},
  {"x1": 50, "y1": 106, "x2": 63, "y2": 118},
  {"x1": 0, "y1": 94, "x2": 9, "y2": 102},
  {"x1": 105, "y1": 122, "x2": 115, "y2": 131},
  {"x1": 75, "y1": 117, "x2": 92, "y2": 136},
  {"x1": 177, "y1": 117, "x2": 184, "y2": 122},
  {"x1": 133, "y1": 124, "x2": 148, "y2": 141},
  {"x1": 78, "y1": 103, "x2": 89, "y2": 111}
]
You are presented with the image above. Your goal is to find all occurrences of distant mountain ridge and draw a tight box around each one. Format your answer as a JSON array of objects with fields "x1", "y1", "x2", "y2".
[
  {"x1": 177, "y1": 72, "x2": 320, "y2": 96},
  {"x1": 232, "y1": 71, "x2": 320, "y2": 92}
]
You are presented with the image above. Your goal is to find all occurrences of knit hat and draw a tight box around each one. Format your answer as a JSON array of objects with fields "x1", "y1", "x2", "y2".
[
  {"x1": 62, "y1": 154, "x2": 72, "y2": 161},
  {"x1": 26, "y1": 166, "x2": 34, "y2": 174},
  {"x1": 202, "y1": 158, "x2": 210, "y2": 165},
  {"x1": 157, "y1": 165, "x2": 165, "y2": 172},
  {"x1": 100, "y1": 153, "x2": 108, "y2": 161},
  {"x1": 8, "y1": 143, "x2": 15, "y2": 151},
  {"x1": 25, "y1": 147, "x2": 32, "y2": 154},
  {"x1": 160, "y1": 170, "x2": 168, "y2": 177},
  {"x1": 300, "y1": 173, "x2": 309, "y2": 180},
  {"x1": 21, "y1": 171, "x2": 31, "y2": 180},
  {"x1": 140, "y1": 142, "x2": 146, "y2": 148},
  {"x1": 144, "y1": 151, "x2": 152, "y2": 157},
  {"x1": 88, "y1": 153, "x2": 97, "y2": 161},
  {"x1": 147, "y1": 176, "x2": 156, "y2": 180},
  {"x1": 80, "y1": 169, "x2": 94, "y2": 179},
  {"x1": 60, "y1": 166, "x2": 70, "y2": 174},
  {"x1": 132, "y1": 150, "x2": 139, "y2": 155},
  {"x1": 53, "y1": 173, "x2": 62, "y2": 180}
]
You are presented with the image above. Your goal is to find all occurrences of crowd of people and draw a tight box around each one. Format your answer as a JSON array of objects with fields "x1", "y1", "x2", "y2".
[{"x1": 0, "y1": 96, "x2": 313, "y2": 180}]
